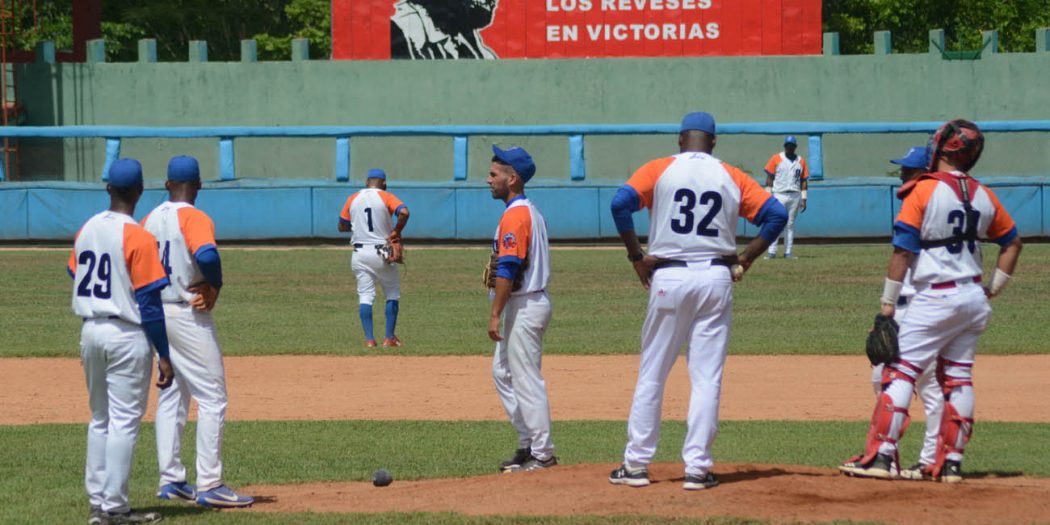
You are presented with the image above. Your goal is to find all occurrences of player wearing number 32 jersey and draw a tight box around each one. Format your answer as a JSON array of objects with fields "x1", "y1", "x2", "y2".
[{"x1": 608, "y1": 112, "x2": 787, "y2": 490}]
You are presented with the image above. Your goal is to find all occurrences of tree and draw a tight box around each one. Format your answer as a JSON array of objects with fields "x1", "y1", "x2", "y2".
[{"x1": 254, "y1": 0, "x2": 331, "y2": 60}]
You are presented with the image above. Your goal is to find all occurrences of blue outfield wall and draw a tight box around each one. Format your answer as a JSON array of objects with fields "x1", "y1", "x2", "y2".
[{"x1": 2, "y1": 178, "x2": 1046, "y2": 242}]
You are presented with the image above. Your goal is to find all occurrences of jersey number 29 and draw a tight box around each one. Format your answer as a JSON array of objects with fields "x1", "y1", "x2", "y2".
[
  {"x1": 671, "y1": 189, "x2": 722, "y2": 237},
  {"x1": 76, "y1": 250, "x2": 112, "y2": 299}
]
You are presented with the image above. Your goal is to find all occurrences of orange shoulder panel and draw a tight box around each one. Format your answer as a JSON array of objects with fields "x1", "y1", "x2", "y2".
[
  {"x1": 982, "y1": 186, "x2": 1017, "y2": 239},
  {"x1": 625, "y1": 157, "x2": 675, "y2": 209},
  {"x1": 800, "y1": 158, "x2": 810, "y2": 180},
  {"x1": 497, "y1": 206, "x2": 531, "y2": 260},
  {"x1": 339, "y1": 193, "x2": 359, "y2": 222},
  {"x1": 895, "y1": 179, "x2": 938, "y2": 229},
  {"x1": 723, "y1": 162, "x2": 770, "y2": 222},
  {"x1": 177, "y1": 206, "x2": 217, "y2": 255},
  {"x1": 764, "y1": 154, "x2": 780, "y2": 174},
  {"x1": 123, "y1": 223, "x2": 168, "y2": 290},
  {"x1": 379, "y1": 190, "x2": 405, "y2": 214},
  {"x1": 68, "y1": 227, "x2": 82, "y2": 274}
]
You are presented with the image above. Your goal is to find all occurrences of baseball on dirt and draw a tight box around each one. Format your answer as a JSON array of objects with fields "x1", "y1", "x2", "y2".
[
  {"x1": 372, "y1": 469, "x2": 393, "y2": 487},
  {"x1": 731, "y1": 264, "x2": 744, "y2": 281}
]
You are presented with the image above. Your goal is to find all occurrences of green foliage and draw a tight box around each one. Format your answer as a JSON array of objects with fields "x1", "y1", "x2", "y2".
[
  {"x1": 2, "y1": 245, "x2": 1048, "y2": 358},
  {"x1": 823, "y1": 0, "x2": 1050, "y2": 54},
  {"x1": 0, "y1": 420, "x2": 1045, "y2": 523},
  {"x1": 254, "y1": 0, "x2": 332, "y2": 60}
]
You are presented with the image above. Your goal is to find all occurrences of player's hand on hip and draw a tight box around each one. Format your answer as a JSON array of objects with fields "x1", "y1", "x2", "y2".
[
  {"x1": 156, "y1": 357, "x2": 174, "y2": 389},
  {"x1": 189, "y1": 283, "x2": 220, "y2": 311},
  {"x1": 633, "y1": 256, "x2": 657, "y2": 290},
  {"x1": 487, "y1": 315, "x2": 503, "y2": 342}
]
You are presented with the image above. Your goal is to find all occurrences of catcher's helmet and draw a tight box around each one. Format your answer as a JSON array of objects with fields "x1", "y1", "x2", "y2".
[{"x1": 929, "y1": 119, "x2": 984, "y2": 172}]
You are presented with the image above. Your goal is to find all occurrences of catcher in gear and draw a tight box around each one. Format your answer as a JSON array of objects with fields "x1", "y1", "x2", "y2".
[
  {"x1": 841, "y1": 119, "x2": 1022, "y2": 483},
  {"x1": 339, "y1": 168, "x2": 410, "y2": 348}
]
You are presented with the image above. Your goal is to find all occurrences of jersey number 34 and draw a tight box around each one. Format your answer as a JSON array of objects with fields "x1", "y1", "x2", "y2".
[{"x1": 670, "y1": 189, "x2": 722, "y2": 237}]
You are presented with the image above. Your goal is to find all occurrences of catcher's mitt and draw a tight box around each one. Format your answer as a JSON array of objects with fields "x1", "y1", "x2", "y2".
[
  {"x1": 381, "y1": 239, "x2": 404, "y2": 264},
  {"x1": 865, "y1": 313, "x2": 900, "y2": 366},
  {"x1": 483, "y1": 252, "x2": 526, "y2": 291}
]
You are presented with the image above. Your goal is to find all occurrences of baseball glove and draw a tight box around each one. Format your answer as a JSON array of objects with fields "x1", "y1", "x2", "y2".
[
  {"x1": 865, "y1": 313, "x2": 900, "y2": 366},
  {"x1": 483, "y1": 252, "x2": 527, "y2": 291},
  {"x1": 381, "y1": 239, "x2": 404, "y2": 264}
]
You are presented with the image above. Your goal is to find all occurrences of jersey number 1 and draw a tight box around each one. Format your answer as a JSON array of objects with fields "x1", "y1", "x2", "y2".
[
  {"x1": 76, "y1": 250, "x2": 112, "y2": 299},
  {"x1": 671, "y1": 189, "x2": 722, "y2": 237},
  {"x1": 364, "y1": 208, "x2": 374, "y2": 232}
]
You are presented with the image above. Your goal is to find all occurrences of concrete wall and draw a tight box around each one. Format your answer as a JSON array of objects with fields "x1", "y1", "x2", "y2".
[{"x1": 12, "y1": 49, "x2": 1050, "y2": 184}]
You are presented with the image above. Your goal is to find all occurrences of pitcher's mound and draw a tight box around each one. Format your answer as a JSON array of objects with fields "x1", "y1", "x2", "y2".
[{"x1": 244, "y1": 462, "x2": 1049, "y2": 523}]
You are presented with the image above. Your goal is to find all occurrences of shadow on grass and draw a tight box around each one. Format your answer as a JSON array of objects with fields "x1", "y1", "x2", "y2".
[{"x1": 965, "y1": 470, "x2": 1025, "y2": 479}]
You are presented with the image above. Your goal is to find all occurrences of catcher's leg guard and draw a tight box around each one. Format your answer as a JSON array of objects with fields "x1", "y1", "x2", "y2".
[
  {"x1": 931, "y1": 358, "x2": 974, "y2": 482},
  {"x1": 842, "y1": 365, "x2": 914, "y2": 477}
]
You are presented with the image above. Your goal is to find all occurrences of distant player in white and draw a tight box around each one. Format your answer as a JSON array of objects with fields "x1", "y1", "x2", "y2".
[
  {"x1": 841, "y1": 120, "x2": 1022, "y2": 483},
  {"x1": 486, "y1": 145, "x2": 557, "y2": 473},
  {"x1": 764, "y1": 136, "x2": 809, "y2": 259},
  {"x1": 68, "y1": 158, "x2": 173, "y2": 525},
  {"x1": 143, "y1": 156, "x2": 254, "y2": 508},
  {"x1": 868, "y1": 146, "x2": 944, "y2": 480},
  {"x1": 608, "y1": 112, "x2": 787, "y2": 489},
  {"x1": 339, "y1": 168, "x2": 410, "y2": 348}
]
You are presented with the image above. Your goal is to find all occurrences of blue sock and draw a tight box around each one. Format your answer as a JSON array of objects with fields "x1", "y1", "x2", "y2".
[
  {"x1": 385, "y1": 300, "x2": 399, "y2": 339},
  {"x1": 359, "y1": 304, "x2": 374, "y2": 341}
]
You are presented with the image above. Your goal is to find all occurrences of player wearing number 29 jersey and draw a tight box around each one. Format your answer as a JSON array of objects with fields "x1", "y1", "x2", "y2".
[{"x1": 608, "y1": 113, "x2": 786, "y2": 490}]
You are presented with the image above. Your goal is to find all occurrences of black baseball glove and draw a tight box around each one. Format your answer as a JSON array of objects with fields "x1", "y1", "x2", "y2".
[{"x1": 865, "y1": 313, "x2": 900, "y2": 365}]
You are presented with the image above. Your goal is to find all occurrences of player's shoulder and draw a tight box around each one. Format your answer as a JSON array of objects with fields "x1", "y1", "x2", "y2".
[
  {"x1": 122, "y1": 220, "x2": 160, "y2": 246},
  {"x1": 177, "y1": 204, "x2": 214, "y2": 222}
]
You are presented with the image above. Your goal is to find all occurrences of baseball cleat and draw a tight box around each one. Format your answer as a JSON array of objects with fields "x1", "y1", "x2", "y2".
[
  {"x1": 195, "y1": 485, "x2": 254, "y2": 509},
  {"x1": 839, "y1": 453, "x2": 896, "y2": 479},
  {"x1": 521, "y1": 455, "x2": 557, "y2": 471},
  {"x1": 899, "y1": 462, "x2": 936, "y2": 481},
  {"x1": 764, "y1": 253, "x2": 775, "y2": 260},
  {"x1": 99, "y1": 510, "x2": 162, "y2": 524},
  {"x1": 940, "y1": 460, "x2": 963, "y2": 483},
  {"x1": 683, "y1": 472, "x2": 719, "y2": 490},
  {"x1": 364, "y1": 339, "x2": 378, "y2": 348},
  {"x1": 88, "y1": 506, "x2": 105, "y2": 525},
  {"x1": 783, "y1": 253, "x2": 797, "y2": 260},
  {"x1": 609, "y1": 464, "x2": 650, "y2": 487},
  {"x1": 382, "y1": 336, "x2": 403, "y2": 347},
  {"x1": 156, "y1": 481, "x2": 195, "y2": 502},
  {"x1": 499, "y1": 448, "x2": 532, "y2": 473}
]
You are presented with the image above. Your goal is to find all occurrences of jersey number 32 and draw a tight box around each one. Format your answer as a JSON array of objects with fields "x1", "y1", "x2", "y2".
[{"x1": 670, "y1": 189, "x2": 722, "y2": 237}]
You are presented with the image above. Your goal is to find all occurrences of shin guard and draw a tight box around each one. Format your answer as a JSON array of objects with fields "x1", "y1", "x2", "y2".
[
  {"x1": 932, "y1": 358, "x2": 975, "y2": 477},
  {"x1": 853, "y1": 391, "x2": 911, "y2": 468}
]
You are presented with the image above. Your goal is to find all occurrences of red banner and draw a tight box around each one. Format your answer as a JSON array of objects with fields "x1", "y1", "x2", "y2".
[{"x1": 332, "y1": 0, "x2": 821, "y2": 60}]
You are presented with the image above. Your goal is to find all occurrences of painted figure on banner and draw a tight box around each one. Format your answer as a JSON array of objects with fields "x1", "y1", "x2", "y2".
[{"x1": 391, "y1": 0, "x2": 499, "y2": 59}]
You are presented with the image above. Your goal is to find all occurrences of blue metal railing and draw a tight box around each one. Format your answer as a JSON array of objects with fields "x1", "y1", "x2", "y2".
[{"x1": 1, "y1": 121, "x2": 1048, "y2": 183}]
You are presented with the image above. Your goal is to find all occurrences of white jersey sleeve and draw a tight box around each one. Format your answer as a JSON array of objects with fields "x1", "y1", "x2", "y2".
[
  {"x1": 339, "y1": 189, "x2": 406, "y2": 245},
  {"x1": 142, "y1": 202, "x2": 217, "y2": 303}
]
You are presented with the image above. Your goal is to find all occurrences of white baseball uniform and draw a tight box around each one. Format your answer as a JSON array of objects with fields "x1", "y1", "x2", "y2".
[
  {"x1": 620, "y1": 152, "x2": 775, "y2": 476},
  {"x1": 764, "y1": 152, "x2": 809, "y2": 257},
  {"x1": 339, "y1": 188, "x2": 406, "y2": 305},
  {"x1": 490, "y1": 196, "x2": 554, "y2": 461},
  {"x1": 69, "y1": 211, "x2": 169, "y2": 514},
  {"x1": 143, "y1": 201, "x2": 230, "y2": 492},
  {"x1": 876, "y1": 172, "x2": 1017, "y2": 464}
]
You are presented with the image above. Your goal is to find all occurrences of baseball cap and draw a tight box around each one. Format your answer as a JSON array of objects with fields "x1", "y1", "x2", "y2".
[
  {"x1": 108, "y1": 158, "x2": 143, "y2": 188},
  {"x1": 491, "y1": 145, "x2": 536, "y2": 183},
  {"x1": 890, "y1": 146, "x2": 931, "y2": 170},
  {"x1": 367, "y1": 168, "x2": 386, "y2": 180},
  {"x1": 167, "y1": 155, "x2": 200, "y2": 182},
  {"x1": 680, "y1": 112, "x2": 716, "y2": 135},
  {"x1": 784, "y1": 135, "x2": 798, "y2": 145}
]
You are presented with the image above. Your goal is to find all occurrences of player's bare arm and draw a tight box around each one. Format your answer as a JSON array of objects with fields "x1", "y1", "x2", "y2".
[
  {"x1": 156, "y1": 356, "x2": 174, "y2": 389},
  {"x1": 987, "y1": 236, "x2": 1022, "y2": 298},
  {"x1": 388, "y1": 207, "x2": 410, "y2": 241},
  {"x1": 764, "y1": 172, "x2": 774, "y2": 189},
  {"x1": 880, "y1": 248, "x2": 914, "y2": 317},
  {"x1": 338, "y1": 220, "x2": 351, "y2": 232},
  {"x1": 488, "y1": 276, "x2": 513, "y2": 341},
  {"x1": 800, "y1": 179, "x2": 808, "y2": 212},
  {"x1": 618, "y1": 229, "x2": 654, "y2": 289}
]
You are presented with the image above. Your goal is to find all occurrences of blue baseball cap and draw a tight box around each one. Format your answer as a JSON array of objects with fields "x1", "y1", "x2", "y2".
[
  {"x1": 492, "y1": 145, "x2": 536, "y2": 183},
  {"x1": 784, "y1": 135, "x2": 798, "y2": 145},
  {"x1": 680, "y1": 112, "x2": 716, "y2": 135},
  {"x1": 167, "y1": 155, "x2": 200, "y2": 182},
  {"x1": 891, "y1": 146, "x2": 931, "y2": 169},
  {"x1": 367, "y1": 168, "x2": 386, "y2": 180},
  {"x1": 108, "y1": 158, "x2": 143, "y2": 188}
]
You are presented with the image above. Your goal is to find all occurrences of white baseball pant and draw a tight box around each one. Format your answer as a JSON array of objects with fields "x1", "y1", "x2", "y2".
[
  {"x1": 155, "y1": 302, "x2": 229, "y2": 492},
  {"x1": 351, "y1": 246, "x2": 400, "y2": 305},
  {"x1": 81, "y1": 318, "x2": 153, "y2": 514},
  {"x1": 767, "y1": 191, "x2": 801, "y2": 257},
  {"x1": 878, "y1": 283, "x2": 989, "y2": 460},
  {"x1": 870, "y1": 299, "x2": 944, "y2": 466},
  {"x1": 492, "y1": 291, "x2": 554, "y2": 461},
  {"x1": 623, "y1": 262, "x2": 733, "y2": 476}
]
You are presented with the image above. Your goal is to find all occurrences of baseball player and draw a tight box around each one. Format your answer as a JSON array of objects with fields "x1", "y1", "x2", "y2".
[
  {"x1": 143, "y1": 156, "x2": 254, "y2": 509},
  {"x1": 485, "y1": 145, "x2": 557, "y2": 473},
  {"x1": 868, "y1": 146, "x2": 945, "y2": 480},
  {"x1": 764, "y1": 136, "x2": 809, "y2": 259},
  {"x1": 339, "y1": 168, "x2": 410, "y2": 348},
  {"x1": 607, "y1": 112, "x2": 787, "y2": 489},
  {"x1": 69, "y1": 158, "x2": 173, "y2": 525},
  {"x1": 841, "y1": 120, "x2": 1022, "y2": 483}
]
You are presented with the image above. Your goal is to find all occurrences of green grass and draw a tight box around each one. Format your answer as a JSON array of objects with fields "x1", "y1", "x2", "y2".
[
  {"x1": 1, "y1": 419, "x2": 1045, "y2": 524},
  {"x1": 2, "y1": 244, "x2": 1049, "y2": 357}
]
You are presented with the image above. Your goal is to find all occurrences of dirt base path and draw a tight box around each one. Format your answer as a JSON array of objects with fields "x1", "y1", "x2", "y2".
[
  {"x1": 3, "y1": 355, "x2": 1048, "y2": 425},
  {"x1": 244, "y1": 462, "x2": 1050, "y2": 524}
]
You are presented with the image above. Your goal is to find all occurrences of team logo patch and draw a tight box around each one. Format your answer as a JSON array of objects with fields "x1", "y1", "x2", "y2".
[{"x1": 501, "y1": 232, "x2": 518, "y2": 250}]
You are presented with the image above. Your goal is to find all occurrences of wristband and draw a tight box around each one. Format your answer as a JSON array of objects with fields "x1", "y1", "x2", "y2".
[
  {"x1": 880, "y1": 278, "x2": 903, "y2": 306},
  {"x1": 627, "y1": 252, "x2": 644, "y2": 262},
  {"x1": 988, "y1": 268, "x2": 1011, "y2": 296},
  {"x1": 801, "y1": 190, "x2": 808, "y2": 199}
]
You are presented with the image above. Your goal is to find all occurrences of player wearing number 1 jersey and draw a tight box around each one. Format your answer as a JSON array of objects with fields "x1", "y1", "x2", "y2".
[
  {"x1": 339, "y1": 169, "x2": 410, "y2": 348},
  {"x1": 69, "y1": 158, "x2": 172, "y2": 525},
  {"x1": 608, "y1": 112, "x2": 787, "y2": 490}
]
